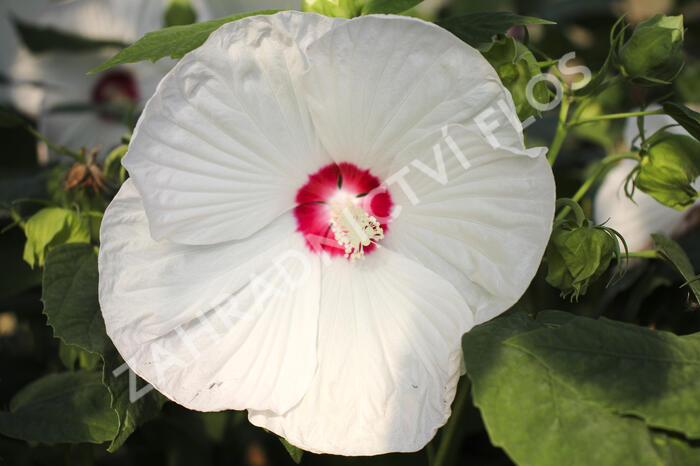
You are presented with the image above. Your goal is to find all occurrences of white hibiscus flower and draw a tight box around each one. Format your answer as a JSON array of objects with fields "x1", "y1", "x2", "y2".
[
  {"x1": 8, "y1": 0, "x2": 211, "y2": 161},
  {"x1": 594, "y1": 106, "x2": 699, "y2": 252},
  {"x1": 98, "y1": 11, "x2": 555, "y2": 455}
]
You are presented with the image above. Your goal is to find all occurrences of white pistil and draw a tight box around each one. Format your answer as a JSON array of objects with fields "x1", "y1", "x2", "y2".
[{"x1": 329, "y1": 197, "x2": 384, "y2": 261}]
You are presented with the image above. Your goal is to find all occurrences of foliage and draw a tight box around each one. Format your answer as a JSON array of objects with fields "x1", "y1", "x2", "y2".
[{"x1": 90, "y1": 10, "x2": 282, "y2": 73}]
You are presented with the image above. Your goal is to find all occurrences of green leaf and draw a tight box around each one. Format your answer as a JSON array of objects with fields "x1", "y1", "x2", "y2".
[
  {"x1": 90, "y1": 10, "x2": 281, "y2": 74},
  {"x1": 663, "y1": 102, "x2": 700, "y2": 141},
  {"x1": 59, "y1": 342, "x2": 102, "y2": 371},
  {"x1": 463, "y1": 311, "x2": 700, "y2": 466},
  {"x1": 279, "y1": 437, "x2": 304, "y2": 464},
  {"x1": 42, "y1": 243, "x2": 108, "y2": 354},
  {"x1": 13, "y1": 17, "x2": 126, "y2": 53},
  {"x1": 0, "y1": 371, "x2": 119, "y2": 444},
  {"x1": 102, "y1": 350, "x2": 168, "y2": 452},
  {"x1": 362, "y1": 0, "x2": 423, "y2": 14},
  {"x1": 509, "y1": 316, "x2": 700, "y2": 438},
  {"x1": 103, "y1": 144, "x2": 128, "y2": 182},
  {"x1": 164, "y1": 0, "x2": 198, "y2": 27},
  {"x1": 652, "y1": 234, "x2": 700, "y2": 304},
  {"x1": 42, "y1": 243, "x2": 167, "y2": 451},
  {"x1": 22, "y1": 207, "x2": 91, "y2": 268},
  {"x1": 437, "y1": 13, "x2": 554, "y2": 48}
]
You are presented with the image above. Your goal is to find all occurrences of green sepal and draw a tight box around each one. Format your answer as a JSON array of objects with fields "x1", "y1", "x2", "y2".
[
  {"x1": 634, "y1": 131, "x2": 700, "y2": 210},
  {"x1": 482, "y1": 36, "x2": 549, "y2": 121}
]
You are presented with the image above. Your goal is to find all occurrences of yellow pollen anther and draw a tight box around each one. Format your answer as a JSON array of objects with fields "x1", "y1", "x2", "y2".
[{"x1": 329, "y1": 197, "x2": 384, "y2": 261}]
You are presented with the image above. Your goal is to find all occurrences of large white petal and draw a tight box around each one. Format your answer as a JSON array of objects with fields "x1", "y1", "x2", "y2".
[
  {"x1": 383, "y1": 124, "x2": 555, "y2": 325},
  {"x1": 249, "y1": 248, "x2": 472, "y2": 455},
  {"x1": 300, "y1": 14, "x2": 524, "y2": 179},
  {"x1": 99, "y1": 180, "x2": 321, "y2": 413},
  {"x1": 124, "y1": 12, "x2": 345, "y2": 244}
]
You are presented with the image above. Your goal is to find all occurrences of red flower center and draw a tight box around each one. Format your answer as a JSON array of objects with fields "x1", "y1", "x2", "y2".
[
  {"x1": 91, "y1": 70, "x2": 140, "y2": 120},
  {"x1": 294, "y1": 162, "x2": 393, "y2": 260}
]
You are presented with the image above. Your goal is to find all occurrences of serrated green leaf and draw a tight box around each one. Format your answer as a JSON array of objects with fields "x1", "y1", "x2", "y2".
[
  {"x1": 463, "y1": 312, "x2": 700, "y2": 466},
  {"x1": 59, "y1": 341, "x2": 102, "y2": 371},
  {"x1": 42, "y1": 243, "x2": 167, "y2": 451},
  {"x1": 42, "y1": 243, "x2": 107, "y2": 354},
  {"x1": 362, "y1": 0, "x2": 423, "y2": 14},
  {"x1": 279, "y1": 437, "x2": 304, "y2": 464},
  {"x1": 102, "y1": 350, "x2": 168, "y2": 452},
  {"x1": 663, "y1": 102, "x2": 700, "y2": 141},
  {"x1": 437, "y1": 13, "x2": 554, "y2": 48},
  {"x1": 0, "y1": 371, "x2": 119, "y2": 444},
  {"x1": 22, "y1": 207, "x2": 91, "y2": 268},
  {"x1": 90, "y1": 10, "x2": 281, "y2": 74},
  {"x1": 652, "y1": 234, "x2": 700, "y2": 304},
  {"x1": 508, "y1": 316, "x2": 700, "y2": 438},
  {"x1": 13, "y1": 17, "x2": 126, "y2": 53}
]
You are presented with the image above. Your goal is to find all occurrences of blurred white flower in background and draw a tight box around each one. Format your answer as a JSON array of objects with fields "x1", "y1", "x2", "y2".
[
  {"x1": 594, "y1": 105, "x2": 700, "y2": 251},
  {"x1": 6, "y1": 0, "x2": 212, "y2": 163},
  {"x1": 0, "y1": 0, "x2": 50, "y2": 113}
]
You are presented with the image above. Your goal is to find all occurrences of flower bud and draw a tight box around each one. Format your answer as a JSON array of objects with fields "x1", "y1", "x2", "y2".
[
  {"x1": 544, "y1": 220, "x2": 618, "y2": 300},
  {"x1": 635, "y1": 131, "x2": 700, "y2": 210},
  {"x1": 619, "y1": 14, "x2": 684, "y2": 85},
  {"x1": 482, "y1": 37, "x2": 548, "y2": 121},
  {"x1": 164, "y1": 0, "x2": 197, "y2": 27},
  {"x1": 301, "y1": 0, "x2": 364, "y2": 18}
]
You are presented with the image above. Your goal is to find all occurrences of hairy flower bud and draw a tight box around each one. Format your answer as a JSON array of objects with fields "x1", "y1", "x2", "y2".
[
  {"x1": 635, "y1": 131, "x2": 700, "y2": 210},
  {"x1": 544, "y1": 220, "x2": 619, "y2": 300},
  {"x1": 619, "y1": 14, "x2": 684, "y2": 85}
]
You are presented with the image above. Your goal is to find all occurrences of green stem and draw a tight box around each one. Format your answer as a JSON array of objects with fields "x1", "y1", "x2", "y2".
[
  {"x1": 537, "y1": 59, "x2": 559, "y2": 68},
  {"x1": 568, "y1": 109, "x2": 664, "y2": 127},
  {"x1": 433, "y1": 378, "x2": 471, "y2": 466},
  {"x1": 25, "y1": 125, "x2": 84, "y2": 162},
  {"x1": 547, "y1": 97, "x2": 571, "y2": 166},
  {"x1": 626, "y1": 250, "x2": 659, "y2": 259},
  {"x1": 555, "y1": 152, "x2": 640, "y2": 222}
]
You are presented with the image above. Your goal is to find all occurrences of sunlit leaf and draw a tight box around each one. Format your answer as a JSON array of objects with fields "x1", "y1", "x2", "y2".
[{"x1": 22, "y1": 207, "x2": 91, "y2": 268}]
